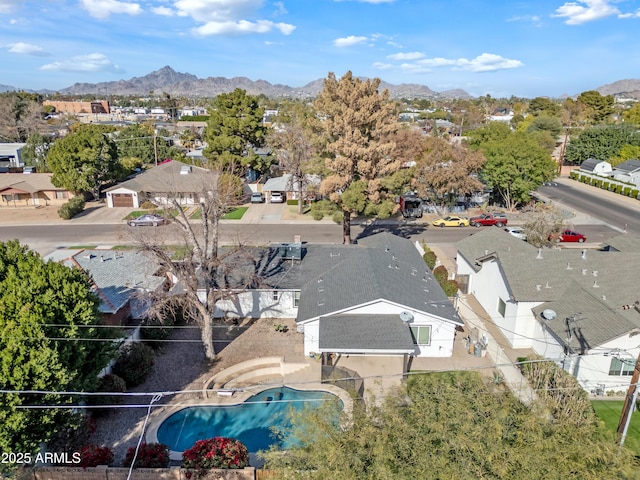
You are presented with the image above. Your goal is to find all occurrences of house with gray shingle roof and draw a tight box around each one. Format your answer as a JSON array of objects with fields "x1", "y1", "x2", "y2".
[
  {"x1": 104, "y1": 160, "x2": 215, "y2": 208},
  {"x1": 46, "y1": 249, "x2": 166, "y2": 325},
  {"x1": 212, "y1": 233, "x2": 463, "y2": 364},
  {"x1": 579, "y1": 158, "x2": 612, "y2": 175},
  {"x1": 610, "y1": 159, "x2": 640, "y2": 187},
  {"x1": 456, "y1": 228, "x2": 640, "y2": 392}
]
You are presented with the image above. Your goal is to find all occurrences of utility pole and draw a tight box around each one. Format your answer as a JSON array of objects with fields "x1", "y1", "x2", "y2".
[
  {"x1": 618, "y1": 351, "x2": 640, "y2": 445},
  {"x1": 153, "y1": 129, "x2": 158, "y2": 167}
]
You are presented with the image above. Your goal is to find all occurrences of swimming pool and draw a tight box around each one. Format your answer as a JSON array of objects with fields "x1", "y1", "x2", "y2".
[{"x1": 156, "y1": 386, "x2": 342, "y2": 452}]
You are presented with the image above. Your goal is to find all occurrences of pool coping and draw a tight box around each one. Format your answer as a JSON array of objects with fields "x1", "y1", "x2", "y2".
[{"x1": 146, "y1": 382, "x2": 353, "y2": 461}]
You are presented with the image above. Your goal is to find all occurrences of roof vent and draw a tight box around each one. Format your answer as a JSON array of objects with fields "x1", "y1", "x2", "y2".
[
  {"x1": 180, "y1": 165, "x2": 192, "y2": 175},
  {"x1": 536, "y1": 284, "x2": 542, "y2": 291},
  {"x1": 582, "y1": 269, "x2": 587, "y2": 275},
  {"x1": 566, "y1": 262, "x2": 572, "y2": 270},
  {"x1": 581, "y1": 249, "x2": 587, "y2": 260},
  {"x1": 541, "y1": 309, "x2": 557, "y2": 320},
  {"x1": 536, "y1": 249, "x2": 543, "y2": 259},
  {"x1": 593, "y1": 281, "x2": 599, "y2": 288},
  {"x1": 592, "y1": 270, "x2": 598, "y2": 277},
  {"x1": 399, "y1": 311, "x2": 414, "y2": 323}
]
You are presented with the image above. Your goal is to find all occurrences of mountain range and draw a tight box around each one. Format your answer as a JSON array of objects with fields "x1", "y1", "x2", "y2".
[{"x1": 2, "y1": 66, "x2": 640, "y2": 100}]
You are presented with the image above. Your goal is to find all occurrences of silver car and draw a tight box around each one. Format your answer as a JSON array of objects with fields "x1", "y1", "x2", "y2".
[
  {"x1": 127, "y1": 213, "x2": 167, "y2": 227},
  {"x1": 504, "y1": 226, "x2": 527, "y2": 240}
]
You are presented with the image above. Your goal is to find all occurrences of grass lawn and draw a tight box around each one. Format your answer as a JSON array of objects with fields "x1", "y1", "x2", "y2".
[
  {"x1": 592, "y1": 400, "x2": 640, "y2": 454},
  {"x1": 222, "y1": 207, "x2": 248, "y2": 220}
]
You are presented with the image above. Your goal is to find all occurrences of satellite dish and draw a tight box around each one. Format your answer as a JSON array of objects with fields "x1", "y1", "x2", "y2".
[
  {"x1": 399, "y1": 311, "x2": 414, "y2": 323},
  {"x1": 541, "y1": 309, "x2": 557, "y2": 321}
]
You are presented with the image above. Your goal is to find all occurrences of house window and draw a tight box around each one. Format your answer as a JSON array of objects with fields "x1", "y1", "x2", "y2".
[
  {"x1": 272, "y1": 291, "x2": 279, "y2": 301},
  {"x1": 410, "y1": 326, "x2": 431, "y2": 346},
  {"x1": 293, "y1": 291, "x2": 300, "y2": 308},
  {"x1": 55, "y1": 191, "x2": 67, "y2": 199},
  {"x1": 609, "y1": 357, "x2": 634, "y2": 376},
  {"x1": 498, "y1": 298, "x2": 506, "y2": 318}
]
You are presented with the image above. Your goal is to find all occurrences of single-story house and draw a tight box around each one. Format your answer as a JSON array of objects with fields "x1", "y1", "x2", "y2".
[
  {"x1": 105, "y1": 160, "x2": 215, "y2": 208},
  {"x1": 210, "y1": 233, "x2": 463, "y2": 371},
  {"x1": 45, "y1": 249, "x2": 166, "y2": 325},
  {"x1": 610, "y1": 159, "x2": 640, "y2": 187},
  {"x1": 456, "y1": 228, "x2": 640, "y2": 392},
  {"x1": 580, "y1": 158, "x2": 612, "y2": 175},
  {"x1": 262, "y1": 174, "x2": 321, "y2": 202},
  {"x1": 0, "y1": 173, "x2": 74, "y2": 207}
]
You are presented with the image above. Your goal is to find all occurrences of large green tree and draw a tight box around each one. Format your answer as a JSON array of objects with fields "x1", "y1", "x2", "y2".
[
  {"x1": 21, "y1": 132, "x2": 52, "y2": 172},
  {"x1": 203, "y1": 89, "x2": 269, "y2": 173},
  {"x1": 622, "y1": 103, "x2": 640, "y2": 126},
  {"x1": 262, "y1": 371, "x2": 638, "y2": 479},
  {"x1": 576, "y1": 90, "x2": 615, "y2": 124},
  {"x1": 313, "y1": 71, "x2": 400, "y2": 244},
  {"x1": 0, "y1": 241, "x2": 115, "y2": 455},
  {"x1": 114, "y1": 123, "x2": 182, "y2": 167},
  {"x1": 563, "y1": 124, "x2": 640, "y2": 165},
  {"x1": 468, "y1": 126, "x2": 557, "y2": 210},
  {"x1": 47, "y1": 124, "x2": 122, "y2": 199}
]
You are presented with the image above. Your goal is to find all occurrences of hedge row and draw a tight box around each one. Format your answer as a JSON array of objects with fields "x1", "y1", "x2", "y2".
[{"x1": 570, "y1": 171, "x2": 640, "y2": 199}]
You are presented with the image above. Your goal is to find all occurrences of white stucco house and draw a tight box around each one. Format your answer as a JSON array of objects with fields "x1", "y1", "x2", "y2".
[
  {"x1": 456, "y1": 228, "x2": 640, "y2": 393},
  {"x1": 201, "y1": 233, "x2": 462, "y2": 371},
  {"x1": 610, "y1": 159, "x2": 640, "y2": 187},
  {"x1": 105, "y1": 160, "x2": 214, "y2": 208},
  {"x1": 579, "y1": 158, "x2": 612, "y2": 176}
]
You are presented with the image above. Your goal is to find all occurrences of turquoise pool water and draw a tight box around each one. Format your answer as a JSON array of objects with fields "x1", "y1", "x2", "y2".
[{"x1": 156, "y1": 386, "x2": 342, "y2": 452}]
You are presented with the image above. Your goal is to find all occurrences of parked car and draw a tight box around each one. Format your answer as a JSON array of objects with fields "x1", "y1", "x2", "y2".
[
  {"x1": 432, "y1": 216, "x2": 470, "y2": 228},
  {"x1": 127, "y1": 213, "x2": 167, "y2": 227},
  {"x1": 250, "y1": 192, "x2": 264, "y2": 203},
  {"x1": 504, "y1": 226, "x2": 527, "y2": 241},
  {"x1": 270, "y1": 192, "x2": 284, "y2": 203},
  {"x1": 469, "y1": 213, "x2": 508, "y2": 227},
  {"x1": 549, "y1": 229, "x2": 586, "y2": 243}
]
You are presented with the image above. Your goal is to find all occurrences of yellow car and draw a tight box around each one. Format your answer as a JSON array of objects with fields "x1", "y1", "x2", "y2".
[{"x1": 432, "y1": 216, "x2": 470, "y2": 228}]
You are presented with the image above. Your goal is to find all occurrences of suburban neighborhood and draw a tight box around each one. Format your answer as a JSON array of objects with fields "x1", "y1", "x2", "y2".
[{"x1": 2, "y1": 74, "x2": 640, "y2": 479}]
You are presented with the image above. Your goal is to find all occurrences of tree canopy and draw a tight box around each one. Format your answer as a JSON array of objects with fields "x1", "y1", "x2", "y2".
[
  {"x1": 114, "y1": 123, "x2": 180, "y2": 166},
  {"x1": 467, "y1": 124, "x2": 557, "y2": 210},
  {"x1": 0, "y1": 92, "x2": 46, "y2": 142},
  {"x1": 203, "y1": 89, "x2": 269, "y2": 174},
  {"x1": 0, "y1": 241, "x2": 115, "y2": 454},
  {"x1": 47, "y1": 124, "x2": 122, "y2": 198},
  {"x1": 313, "y1": 71, "x2": 400, "y2": 244},
  {"x1": 262, "y1": 370, "x2": 639, "y2": 479},
  {"x1": 576, "y1": 90, "x2": 615, "y2": 124},
  {"x1": 563, "y1": 124, "x2": 640, "y2": 165}
]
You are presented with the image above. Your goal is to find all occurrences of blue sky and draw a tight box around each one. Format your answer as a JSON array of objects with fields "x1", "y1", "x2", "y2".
[{"x1": 1, "y1": 0, "x2": 640, "y2": 98}]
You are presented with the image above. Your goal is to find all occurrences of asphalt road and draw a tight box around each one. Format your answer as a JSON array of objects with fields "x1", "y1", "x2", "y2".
[{"x1": 536, "y1": 181, "x2": 640, "y2": 235}]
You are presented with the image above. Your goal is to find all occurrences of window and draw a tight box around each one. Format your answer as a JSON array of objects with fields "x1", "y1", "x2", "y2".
[
  {"x1": 293, "y1": 291, "x2": 300, "y2": 308},
  {"x1": 272, "y1": 291, "x2": 279, "y2": 301},
  {"x1": 609, "y1": 357, "x2": 634, "y2": 376},
  {"x1": 55, "y1": 191, "x2": 67, "y2": 199},
  {"x1": 410, "y1": 326, "x2": 431, "y2": 346},
  {"x1": 498, "y1": 298, "x2": 506, "y2": 318}
]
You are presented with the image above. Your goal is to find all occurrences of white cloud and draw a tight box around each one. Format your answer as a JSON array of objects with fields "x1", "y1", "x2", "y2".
[
  {"x1": 0, "y1": 0, "x2": 21, "y2": 14},
  {"x1": 387, "y1": 51, "x2": 424, "y2": 61},
  {"x1": 40, "y1": 53, "x2": 122, "y2": 73},
  {"x1": 173, "y1": 0, "x2": 295, "y2": 35},
  {"x1": 382, "y1": 53, "x2": 523, "y2": 74},
  {"x1": 333, "y1": 35, "x2": 368, "y2": 47},
  {"x1": 552, "y1": 0, "x2": 620, "y2": 25},
  {"x1": 80, "y1": 0, "x2": 142, "y2": 19},
  {"x1": 272, "y1": 1, "x2": 287, "y2": 15},
  {"x1": 6, "y1": 42, "x2": 49, "y2": 56},
  {"x1": 152, "y1": 5, "x2": 175, "y2": 15},
  {"x1": 372, "y1": 61, "x2": 393, "y2": 70},
  {"x1": 194, "y1": 19, "x2": 294, "y2": 36}
]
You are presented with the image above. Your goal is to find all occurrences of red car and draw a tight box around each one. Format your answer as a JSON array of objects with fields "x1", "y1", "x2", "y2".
[{"x1": 550, "y1": 229, "x2": 586, "y2": 243}]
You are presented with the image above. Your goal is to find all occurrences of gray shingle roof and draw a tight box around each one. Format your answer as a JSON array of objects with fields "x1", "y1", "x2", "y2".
[
  {"x1": 579, "y1": 158, "x2": 604, "y2": 172},
  {"x1": 612, "y1": 159, "x2": 640, "y2": 173},
  {"x1": 69, "y1": 250, "x2": 165, "y2": 314},
  {"x1": 457, "y1": 229, "x2": 640, "y2": 348},
  {"x1": 319, "y1": 314, "x2": 415, "y2": 352},
  {"x1": 532, "y1": 282, "x2": 638, "y2": 352},
  {"x1": 104, "y1": 160, "x2": 214, "y2": 194},
  {"x1": 297, "y1": 232, "x2": 461, "y2": 324}
]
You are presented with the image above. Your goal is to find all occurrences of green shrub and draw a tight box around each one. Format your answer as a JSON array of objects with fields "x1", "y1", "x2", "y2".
[
  {"x1": 442, "y1": 279, "x2": 459, "y2": 297},
  {"x1": 331, "y1": 211, "x2": 344, "y2": 224},
  {"x1": 139, "y1": 200, "x2": 156, "y2": 209},
  {"x1": 603, "y1": 182, "x2": 610, "y2": 190},
  {"x1": 112, "y1": 343, "x2": 155, "y2": 388},
  {"x1": 140, "y1": 313, "x2": 175, "y2": 347},
  {"x1": 422, "y1": 251, "x2": 437, "y2": 269},
  {"x1": 631, "y1": 189, "x2": 639, "y2": 199},
  {"x1": 615, "y1": 185, "x2": 623, "y2": 194},
  {"x1": 286, "y1": 199, "x2": 299, "y2": 205},
  {"x1": 310, "y1": 199, "x2": 339, "y2": 221},
  {"x1": 569, "y1": 171, "x2": 578, "y2": 180},
  {"x1": 91, "y1": 374, "x2": 126, "y2": 407},
  {"x1": 623, "y1": 187, "x2": 631, "y2": 196},
  {"x1": 124, "y1": 442, "x2": 170, "y2": 468},
  {"x1": 58, "y1": 196, "x2": 85, "y2": 219}
]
